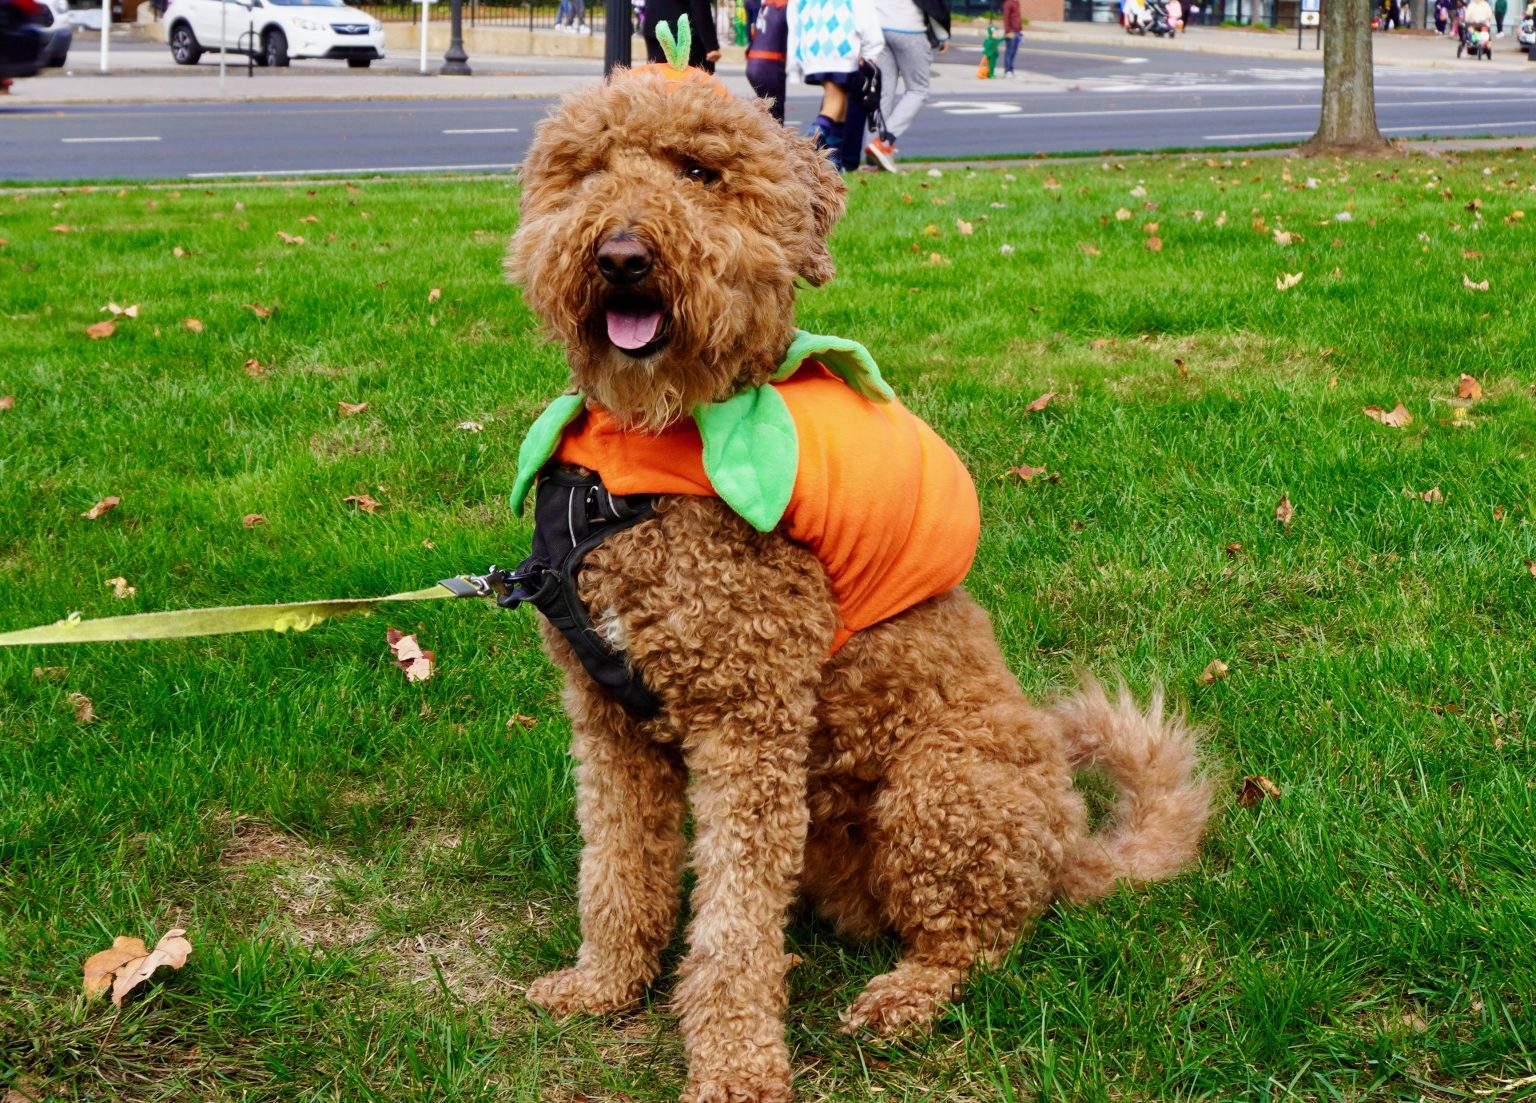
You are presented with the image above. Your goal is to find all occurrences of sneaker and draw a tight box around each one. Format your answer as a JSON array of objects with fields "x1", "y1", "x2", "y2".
[{"x1": 864, "y1": 136, "x2": 898, "y2": 172}]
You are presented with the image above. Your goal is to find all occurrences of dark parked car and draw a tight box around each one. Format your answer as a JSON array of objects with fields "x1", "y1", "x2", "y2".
[{"x1": 0, "y1": 0, "x2": 46, "y2": 80}]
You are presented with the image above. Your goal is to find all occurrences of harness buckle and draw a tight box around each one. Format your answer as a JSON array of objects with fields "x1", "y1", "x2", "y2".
[{"x1": 439, "y1": 564, "x2": 548, "y2": 605}]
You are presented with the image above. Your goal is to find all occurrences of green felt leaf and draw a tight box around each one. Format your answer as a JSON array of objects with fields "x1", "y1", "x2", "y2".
[
  {"x1": 775, "y1": 329, "x2": 895, "y2": 402},
  {"x1": 656, "y1": 15, "x2": 691, "y2": 71},
  {"x1": 695, "y1": 385, "x2": 799, "y2": 533},
  {"x1": 511, "y1": 392, "x2": 585, "y2": 513}
]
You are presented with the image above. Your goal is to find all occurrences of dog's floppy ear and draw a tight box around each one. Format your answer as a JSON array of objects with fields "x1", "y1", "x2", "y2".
[{"x1": 783, "y1": 131, "x2": 848, "y2": 288}]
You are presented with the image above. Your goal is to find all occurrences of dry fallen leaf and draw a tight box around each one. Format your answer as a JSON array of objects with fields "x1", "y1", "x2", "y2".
[
  {"x1": 1526, "y1": 558, "x2": 1536, "y2": 579},
  {"x1": 1239, "y1": 774, "x2": 1282, "y2": 807},
  {"x1": 68, "y1": 692, "x2": 95, "y2": 724},
  {"x1": 82, "y1": 496, "x2": 120, "y2": 520},
  {"x1": 33, "y1": 665, "x2": 68, "y2": 682},
  {"x1": 1225, "y1": 541, "x2": 1243, "y2": 557},
  {"x1": 1142, "y1": 221, "x2": 1159, "y2": 236},
  {"x1": 1273, "y1": 229, "x2": 1296, "y2": 246},
  {"x1": 506, "y1": 713, "x2": 536, "y2": 729},
  {"x1": 183, "y1": 318, "x2": 204, "y2": 333},
  {"x1": 1198, "y1": 659, "x2": 1228, "y2": 686},
  {"x1": 0, "y1": 394, "x2": 13, "y2": 411},
  {"x1": 1462, "y1": 274, "x2": 1489, "y2": 291},
  {"x1": 276, "y1": 231, "x2": 305, "y2": 245},
  {"x1": 955, "y1": 219, "x2": 974, "y2": 236},
  {"x1": 247, "y1": 303, "x2": 273, "y2": 319},
  {"x1": 1005, "y1": 463, "x2": 1051, "y2": 481},
  {"x1": 344, "y1": 494, "x2": 381, "y2": 514},
  {"x1": 1275, "y1": 493, "x2": 1294, "y2": 528},
  {"x1": 101, "y1": 302, "x2": 140, "y2": 319},
  {"x1": 427, "y1": 287, "x2": 442, "y2": 303},
  {"x1": 1275, "y1": 271, "x2": 1304, "y2": 291},
  {"x1": 1026, "y1": 391, "x2": 1057, "y2": 413},
  {"x1": 243, "y1": 513, "x2": 267, "y2": 528},
  {"x1": 338, "y1": 401, "x2": 368, "y2": 416},
  {"x1": 386, "y1": 627, "x2": 435, "y2": 683},
  {"x1": 1090, "y1": 338, "x2": 1116, "y2": 349},
  {"x1": 922, "y1": 223, "x2": 940, "y2": 237},
  {"x1": 86, "y1": 320, "x2": 115, "y2": 340},
  {"x1": 83, "y1": 928, "x2": 193, "y2": 1006},
  {"x1": 1402, "y1": 486, "x2": 1444, "y2": 504},
  {"x1": 51, "y1": 223, "x2": 73, "y2": 233},
  {"x1": 926, "y1": 252, "x2": 949, "y2": 266},
  {"x1": 1363, "y1": 403, "x2": 1412, "y2": 428},
  {"x1": 1114, "y1": 207, "x2": 1132, "y2": 221},
  {"x1": 1457, "y1": 373, "x2": 1483, "y2": 400},
  {"x1": 105, "y1": 577, "x2": 137, "y2": 599},
  {"x1": 1078, "y1": 242, "x2": 1100, "y2": 256},
  {"x1": 300, "y1": 215, "x2": 320, "y2": 224},
  {"x1": 1145, "y1": 236, "x2": 1164, "y2": 253},
  {"x1": 456, "y1": 420, "x2": 485, "y2": 432}
]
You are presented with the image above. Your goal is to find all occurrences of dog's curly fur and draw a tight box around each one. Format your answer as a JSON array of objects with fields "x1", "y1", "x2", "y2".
[{"x1": 508, "y1": 71, "x2": 1213, "y2": 1103}]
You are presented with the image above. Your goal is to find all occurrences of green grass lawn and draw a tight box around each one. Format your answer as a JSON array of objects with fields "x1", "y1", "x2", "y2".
[{"x1": 2, "y1": 152, "x2": 1535, "y2": 1102}]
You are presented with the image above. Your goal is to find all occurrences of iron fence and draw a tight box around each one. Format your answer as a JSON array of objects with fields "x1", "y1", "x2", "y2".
[{"x1": 349, "y1": 0, "x2": 608, "y2": 30}]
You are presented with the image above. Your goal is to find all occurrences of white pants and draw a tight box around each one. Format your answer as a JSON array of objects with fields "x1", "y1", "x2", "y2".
[{"x1": 876, "y1": 30, "x2": 934, "y2": 141}]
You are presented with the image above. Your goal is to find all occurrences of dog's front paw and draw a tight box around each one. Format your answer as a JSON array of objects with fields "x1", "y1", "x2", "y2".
[
  {"x1": 839, "y1": 970, "x2": 949, "y2": 1037},
  {"x1": 525, "y1": 967, "x2": 639, "y2": 1017},
  {"x1": 680, "y1": 1073, "x2": 793, "y2": 1103}
]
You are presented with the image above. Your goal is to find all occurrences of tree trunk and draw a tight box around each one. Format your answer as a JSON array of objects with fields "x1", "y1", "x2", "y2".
[{"x1": 1303, "y1": 0, "x2": 1393, "y2": 153}]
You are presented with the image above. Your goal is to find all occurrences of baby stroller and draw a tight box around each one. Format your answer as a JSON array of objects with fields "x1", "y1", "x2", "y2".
[
  {"x1": 1125, "y1": 0, "x2": 1175, "y2": 35},
  {"x1": 1458, "y1": 18, "x2": 1493, "y2": 56}
]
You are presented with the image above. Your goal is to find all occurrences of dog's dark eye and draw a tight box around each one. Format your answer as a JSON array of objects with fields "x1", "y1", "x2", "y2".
[{"x1": 682, "y1": 163, "x2": 719, "y2": 187}]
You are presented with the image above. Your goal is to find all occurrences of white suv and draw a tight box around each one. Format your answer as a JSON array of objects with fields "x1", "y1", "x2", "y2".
[{"x1": 165, "y1": 0, "x2": 385, "y2": 68}]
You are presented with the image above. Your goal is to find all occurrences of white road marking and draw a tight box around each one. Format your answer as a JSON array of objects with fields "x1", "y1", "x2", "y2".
[
  {"x1": 442, "y1": 127, "x2": 520, "y2": 134},
  {"x1": 61, "y1": 136, "x2": 162, "y2": 143},
  {"x1": 932, "y1": 100, "x2": 1025, "y2": 115},
  {"x1": 987, "y1": 96, "x2": 1523, "y2": 122},
  {"x1": 187, "y1": 162, "x2": 519, "y2": 178},
  {"x1": 1208, "y1": 119, "x2": 1536, "y2": 140}
]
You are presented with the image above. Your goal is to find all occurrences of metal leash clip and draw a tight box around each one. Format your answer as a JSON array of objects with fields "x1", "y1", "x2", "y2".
[{"x1": 438, "y1": 563, "x2": 549, "y2": 609}]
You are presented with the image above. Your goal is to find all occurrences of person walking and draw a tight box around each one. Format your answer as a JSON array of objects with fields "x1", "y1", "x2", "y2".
[
  {"x1": 1493, "y1": 0, "x2": 1507, "y2": 33},
  {"x1": 789, "y1": 0, "x2": 885, "y2": 158},
  {"x1": 747, "y1": 0, "x2": 790, "y2": 121},
  {"x1": 1001, "y1": 0, "x2": 1022, "y2": 77},
  {"x1": 1434, "y1": 0, "x2": 1449, "y2": 32},
  {"x1": 645, "y1": 0, "x2": 722, "y2": 69},
  {"x1": 863, "y1": 0, "x2": 950, "y2": 171}
]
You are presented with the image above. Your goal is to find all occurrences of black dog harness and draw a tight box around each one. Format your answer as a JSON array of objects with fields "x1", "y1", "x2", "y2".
[{"x1": 489, "y1": 469, "x2": 662, "y2": 718}]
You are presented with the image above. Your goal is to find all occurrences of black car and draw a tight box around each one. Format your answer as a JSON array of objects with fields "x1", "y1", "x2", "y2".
[{"x1": 1, "y1": 0, "x2": 46, "y2": 79}]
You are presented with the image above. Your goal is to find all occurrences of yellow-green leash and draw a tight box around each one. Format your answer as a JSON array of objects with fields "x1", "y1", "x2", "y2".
[{"x1": 0, "y1": 570, "x2": 523, "y2": 648}]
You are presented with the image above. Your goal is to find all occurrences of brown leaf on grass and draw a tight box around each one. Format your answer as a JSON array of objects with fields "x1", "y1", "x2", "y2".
[
  {"x1": 1090, "y1": 338, "x2": 1116, "y2": 349},
  {"x1": 1142, "y1": 222, "x2": 1159, "y2": 235},
  {"x1": 1457, "y1": 373, "x2": 1483, "y2": 400},
  {"x1": 922, "y1": 223, "x2": 940, "y2": 237},
  {"x1": 1026, "y1": 391, "x2": 1057, "y2": 413},
  {"x1": 385, "y1": 627, "x2": 435, "y2": 683},
  {"x1": 427, "y1": 287, "x2": 442, "y2": 303},
  {"x1": 955, "y1": 219, "x2": 974, "y2": 235},
  {"x1": 1077, "y1": 242, "x2": 1100, "y2": 256},
  {"x1": 276, "y1": 232, "x2": 305, "y2": 245},
  {"x1": 172, "y1": 245, "x2": 187, "y2": 258},
  {"x1": 300, "y1": 215, "x2": 320, "y2": 224},
  {"x1": 1239, "y1": 774, "x2": 1282, "y2": 807},
  {"x1": 1275, "y1": 271, "x2": 1304, "y2": 291},
  {"x1": 183, "y1": 318, "x2": 204, "y2": 333},
  {"x1": 33, "y1": 666, "x2": 68, "y2": 682},
  {"x1": 0, "y1": 395, "x2": 13, "y2": 411},
  {"x1": 1402, "y1": 486, "x2": 1444, "y2": 504},
  {"x1": 1225, "y1": 541, "x2": 1243, "y2": 557},
  {"x1": 1507, "y1": 210, "x2": 1526, "y2": 223},
  {"x1": 1114, "y1": 207, "x2": 1132, "y2": 221},
  {"x1": 926, "y1": 252, "x2": 950, "y2": 266},
  {"x1": 1005, "y1": 463, "x2": 1051, "y2": 481},
  {"x1": 338, "y1": 401, "x2": 368, "y2": 416},
  {"x1": 101, "y1": 302, "x2": 140, "y2": 318},
  {"x1": 456, "y1": 420, "x2": 485, "y2": 432},
  {"x1": 86, "y1": 320, "x2": 115, "y2": 340},
  {"x1": 506, "y1": 713, "x2": 536, "y2": 730},
  {"x1": 1198, "y1": 659, "x2": 1229, "y2": 685},
  {"x1": 105, "y1": 577, "x2": 137, "y2": 599},
  {"x1": 68, "y1": 692, "x2": 95, "y2": 724},
  {"x1": 1273, "y1": 229, "x2": 1297, "y2": 246},
  {"x1": 1275, "y1": 493, "x2": 1294, "y2": 528},
  {"x1": 82, "y1": 496, "x2": 120, "y2": 520},
  {"x1": 1363, "y1": 403, "x2": 1412, "y2": 428},
  {"x1": 1145, "y1": 236, "x2": 1164, "y2": 252},
  {"x1": 247, "y1": 303, "x2": 273, "y2": 319},
  {"x1": 243, "y1": 359, "x2": 268, "y2": 379},
  {"x1": 242, "y1": 513, "x2": 267, "y2": 528},
  {"x1": 343, "y1": 494, "x2": 381, "y2": 513},
  {"x1": 83, "y1": 928, "x2": 193, "y2": 1006},
  {"x1": 51, "y1": 223, "x2": 73, "y2": 233},
  {"x1": 1462, "y1": 274, "x2": 1489, "y2": 291},
  {"x1": 1042, "y1": 174, "x2": 1061, "y2": 190}
]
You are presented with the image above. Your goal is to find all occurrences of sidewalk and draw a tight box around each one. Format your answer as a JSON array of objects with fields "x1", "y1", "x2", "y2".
[{"x1": 1011, "y1": 18, "x2": 1536, "y2": 70}]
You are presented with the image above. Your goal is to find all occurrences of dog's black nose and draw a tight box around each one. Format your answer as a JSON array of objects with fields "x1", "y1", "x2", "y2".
[{"x1": 596, "y1": 235, "x2": 654, "y2": 286}]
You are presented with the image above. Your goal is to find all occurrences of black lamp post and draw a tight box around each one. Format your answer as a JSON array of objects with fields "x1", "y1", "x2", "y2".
[
  {"x1": 603, "y1": 0, "x2": 630, "y2": 75},
  {"x1": 441, "y1": 0, "x2": 472, "y2": 74}
]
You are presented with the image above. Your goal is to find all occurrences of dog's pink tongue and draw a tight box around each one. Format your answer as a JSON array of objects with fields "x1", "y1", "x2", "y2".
[{"x1": 607, "y1": 308, "x2": 662, "y2": 351}]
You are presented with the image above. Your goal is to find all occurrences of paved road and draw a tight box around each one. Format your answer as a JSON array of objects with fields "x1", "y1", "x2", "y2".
[{"x1": 4, "y1": 38, "x2": 1535, "y2": 181}]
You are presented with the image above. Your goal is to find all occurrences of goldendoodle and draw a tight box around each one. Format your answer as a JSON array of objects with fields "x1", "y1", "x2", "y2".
[{"x1": 505, "y1": 59, "x2": 1213, "y2": 1103}]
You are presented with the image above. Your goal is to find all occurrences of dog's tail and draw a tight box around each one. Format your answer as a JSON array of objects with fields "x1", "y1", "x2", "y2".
[{"x1": 1046, "y1": 676, "x2": 1213, "y2": 903}]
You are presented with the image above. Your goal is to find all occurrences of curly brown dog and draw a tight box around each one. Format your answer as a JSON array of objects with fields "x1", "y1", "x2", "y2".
[{"x1": 507, "y1": 65, "x2": 1213, "y2": 1103}]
